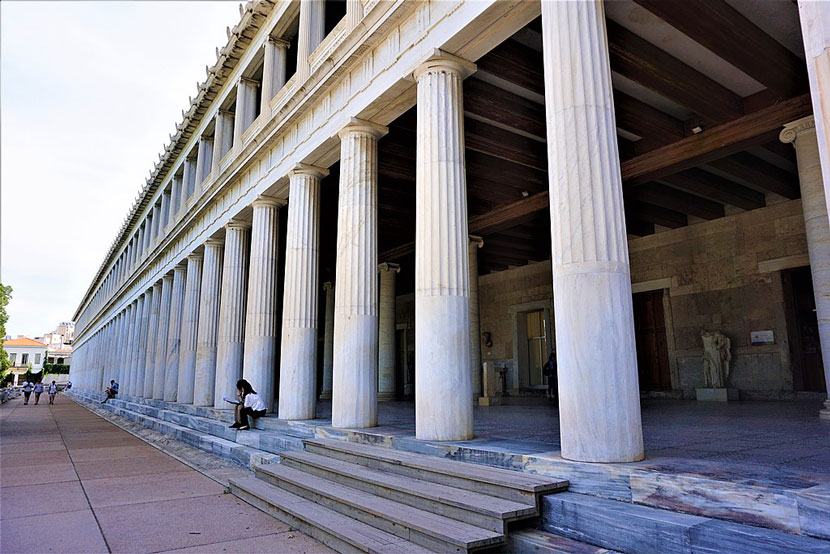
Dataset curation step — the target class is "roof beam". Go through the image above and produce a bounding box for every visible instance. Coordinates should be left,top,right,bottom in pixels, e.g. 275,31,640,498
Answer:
614,91,685,144
632,0,807,99
658,168,766,211
475,38,544,96
627,201,688,229
607,19,744,123
707,152,800,199
628,183,725,220
621,93,812,184
464,78,546,138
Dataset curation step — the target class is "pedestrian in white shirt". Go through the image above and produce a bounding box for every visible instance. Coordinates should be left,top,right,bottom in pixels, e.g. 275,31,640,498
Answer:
229,379,266,430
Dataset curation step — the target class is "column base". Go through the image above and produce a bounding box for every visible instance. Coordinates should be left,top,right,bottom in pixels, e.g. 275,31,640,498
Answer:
319,391,332,400
820,399,830,420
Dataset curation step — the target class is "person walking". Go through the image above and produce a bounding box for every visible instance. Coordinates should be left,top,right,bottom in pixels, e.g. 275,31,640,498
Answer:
542,350,558,401
48,381,58,405
33,382,44,405
21,381,32,405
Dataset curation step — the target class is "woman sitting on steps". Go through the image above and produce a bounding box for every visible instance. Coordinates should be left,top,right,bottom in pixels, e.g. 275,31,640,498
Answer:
229,379,266,431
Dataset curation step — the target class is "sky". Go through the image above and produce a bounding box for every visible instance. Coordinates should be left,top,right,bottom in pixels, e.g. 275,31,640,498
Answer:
1,1,240,338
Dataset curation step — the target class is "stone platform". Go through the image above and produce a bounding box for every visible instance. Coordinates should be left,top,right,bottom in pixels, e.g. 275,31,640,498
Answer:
68,390,830,552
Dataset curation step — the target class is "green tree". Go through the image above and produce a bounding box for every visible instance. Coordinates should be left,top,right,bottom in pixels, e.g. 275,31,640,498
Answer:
0,284,12,377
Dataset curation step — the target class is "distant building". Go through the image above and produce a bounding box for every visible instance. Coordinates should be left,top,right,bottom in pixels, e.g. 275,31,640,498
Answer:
5,337,48,385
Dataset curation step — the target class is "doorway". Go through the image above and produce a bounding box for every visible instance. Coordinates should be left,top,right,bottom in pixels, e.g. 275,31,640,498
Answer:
783,267,826,392
632,290,672,391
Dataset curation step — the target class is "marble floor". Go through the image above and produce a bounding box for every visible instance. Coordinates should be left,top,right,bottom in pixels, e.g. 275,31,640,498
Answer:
303,398,830,474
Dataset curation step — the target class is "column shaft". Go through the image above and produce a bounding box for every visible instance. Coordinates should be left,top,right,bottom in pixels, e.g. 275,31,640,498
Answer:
234,79,260,147
135,288,153,397
469,236,484,399
297,0,325,80
178,253,203,404
781,117,830,417
153,274,173,399
542,0,643,462
261,39,289,115
320,282,334,399
333,120,387,428
143,282,162,397
378,263,399,401
243,198,282,412
164,264,188,401
279,166,325,419
414,54,475,441
195,137,213,184
194,241,224,407
214,222,251,409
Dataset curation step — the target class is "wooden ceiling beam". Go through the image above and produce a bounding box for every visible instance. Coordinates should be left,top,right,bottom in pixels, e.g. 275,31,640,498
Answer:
464,117,547,171
707,152,800,199
464,78,546,138
626,219,656,237
632,0,807,99
627,201,688,229
658,168,766,211
607,19,744,123
614,90,685,144
475,38,544,96
621,93,812,184
628,183,725,220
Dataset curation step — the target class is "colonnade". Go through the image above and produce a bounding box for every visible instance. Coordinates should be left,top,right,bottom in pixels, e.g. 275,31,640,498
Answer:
70,1,830,462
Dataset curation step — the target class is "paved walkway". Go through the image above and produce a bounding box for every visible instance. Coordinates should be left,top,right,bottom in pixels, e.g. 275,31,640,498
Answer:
0,396,331,553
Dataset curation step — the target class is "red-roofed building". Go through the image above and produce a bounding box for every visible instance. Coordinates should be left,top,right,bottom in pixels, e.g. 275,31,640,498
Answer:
4,337,48,385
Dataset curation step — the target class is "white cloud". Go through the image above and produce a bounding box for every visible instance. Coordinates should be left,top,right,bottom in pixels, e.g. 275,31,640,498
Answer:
1,1,240,337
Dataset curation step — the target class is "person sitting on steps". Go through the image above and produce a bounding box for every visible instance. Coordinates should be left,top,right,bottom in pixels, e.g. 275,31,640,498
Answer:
102,380,118,403
229,379,266,431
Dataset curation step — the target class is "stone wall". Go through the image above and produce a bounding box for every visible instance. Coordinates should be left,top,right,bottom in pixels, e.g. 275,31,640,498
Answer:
468,200,810,395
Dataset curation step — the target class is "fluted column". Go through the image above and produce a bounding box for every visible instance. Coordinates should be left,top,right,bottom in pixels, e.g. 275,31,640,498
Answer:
160,190,170,232
128,294,146,396
261,38,289,115
297,0,325,81
164,263,187,401
171,175,183,216
542,0,643,462
469,236,484,399
118,305,132,390
797,2,830,217
178,253,203,404
194,240,224,407
143,281,162,397
333,118,387,428
378,263,400,401
214,221,251,409
413,52,476,441
320,282,334,400
781,116,830,418
346,0,363,29
195,137,214,185
243,197,283,412
123,300,138,394
234,78,260,148
135,288,153,397
280,165,327,420
153,274,173,399
181,157,196,208
212,110,234,174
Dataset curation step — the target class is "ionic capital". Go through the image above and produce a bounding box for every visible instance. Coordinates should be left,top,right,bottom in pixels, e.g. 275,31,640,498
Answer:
337,117,388,140
780,115,816,144
267,37,291,49
251,194,285,209
323,281,334,290
205,238,225,248
290,162,329,180
469,235,484,248
226,218,252,230
187,252,204,261
239,77,261,88
378,262,401,273
411,48,476,81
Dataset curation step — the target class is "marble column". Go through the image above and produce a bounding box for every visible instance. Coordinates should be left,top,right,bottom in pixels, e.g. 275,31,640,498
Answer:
378,263,400,401
212,110,235,174
143,281,162,398
797,2,830,217
346,0,363,29
541,0,644,462
469,236,484,399
118,305,132,390
164,263,187,401
280,165,327,420
135,288,153,397
413,52,476,441
153,274,173,399
319,282,334,400
129,293,146,395
261,38,289,115
182,157,196,207
160,190,170,232
214,221,251,409
171,175,183,216
195,137,214,185
243,197,282,412
178,253,203,404
124,298,140,395
194,240,224,407
781,116,830,419
332,119,387,428
297,0,325,81
234,78,260,148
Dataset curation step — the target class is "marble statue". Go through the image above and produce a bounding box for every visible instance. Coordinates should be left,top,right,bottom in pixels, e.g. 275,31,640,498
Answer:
701,330,732,388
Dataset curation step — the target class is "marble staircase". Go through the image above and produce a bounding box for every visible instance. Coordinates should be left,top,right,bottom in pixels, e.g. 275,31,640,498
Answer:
229,438,569,553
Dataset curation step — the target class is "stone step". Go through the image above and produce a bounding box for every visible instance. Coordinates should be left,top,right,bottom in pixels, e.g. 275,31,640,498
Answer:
70,393,280,468
280,450,536,533
504,529,619,554
229,475,434,554
541,492,830,554
254,462,505,552
303,438,568,505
